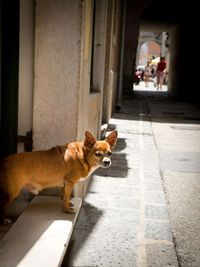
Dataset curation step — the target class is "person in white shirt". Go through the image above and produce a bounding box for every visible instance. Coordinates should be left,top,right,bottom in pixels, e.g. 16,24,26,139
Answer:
144,61,151,87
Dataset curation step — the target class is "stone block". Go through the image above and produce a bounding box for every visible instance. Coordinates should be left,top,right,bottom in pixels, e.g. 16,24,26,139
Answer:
145,205,169,220
110,196,141,210
146,243,178,267
144,171,162,183
144,191,166,205
145,220,173,241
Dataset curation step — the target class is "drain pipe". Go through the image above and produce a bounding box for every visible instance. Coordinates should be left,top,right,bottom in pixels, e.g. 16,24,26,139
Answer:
116,0,127,110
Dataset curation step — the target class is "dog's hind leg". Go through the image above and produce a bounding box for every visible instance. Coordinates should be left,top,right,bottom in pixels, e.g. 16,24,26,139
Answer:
0,189,10,224
0,184,22,224
0,205,12,224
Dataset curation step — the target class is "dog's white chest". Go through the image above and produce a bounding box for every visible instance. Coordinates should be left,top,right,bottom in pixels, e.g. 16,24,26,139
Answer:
78,166,99,183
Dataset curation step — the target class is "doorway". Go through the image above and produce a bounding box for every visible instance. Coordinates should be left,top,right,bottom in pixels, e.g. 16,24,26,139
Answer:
134,30,169,92
0,0,19,159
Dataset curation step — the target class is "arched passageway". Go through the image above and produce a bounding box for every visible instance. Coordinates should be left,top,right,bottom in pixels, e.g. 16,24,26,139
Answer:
123,0,197,101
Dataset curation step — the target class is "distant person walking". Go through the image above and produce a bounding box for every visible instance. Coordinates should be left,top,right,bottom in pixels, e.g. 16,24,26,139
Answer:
144,62,151,87
151,65,157,87
156,56,167,90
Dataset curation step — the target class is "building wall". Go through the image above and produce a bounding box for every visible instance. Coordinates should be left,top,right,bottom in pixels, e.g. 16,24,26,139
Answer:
18,0,121,198
88,93,101,138
75,0,123,197
33,0,82,150
148,41,160,58
102,0,114,124
89,0,106,138
123,1,141,92
102,0,122,124
111,0,123,114
138,42,148,66
77,0,102,142
33,0,111,198
168,26,180,94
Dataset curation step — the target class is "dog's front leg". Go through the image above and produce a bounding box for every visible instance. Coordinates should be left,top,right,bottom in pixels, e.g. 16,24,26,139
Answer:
61,187,73,207
62,182,75,213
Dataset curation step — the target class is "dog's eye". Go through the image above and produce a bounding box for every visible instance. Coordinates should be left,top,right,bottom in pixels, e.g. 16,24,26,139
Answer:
107,151,112,157
95,152,102,157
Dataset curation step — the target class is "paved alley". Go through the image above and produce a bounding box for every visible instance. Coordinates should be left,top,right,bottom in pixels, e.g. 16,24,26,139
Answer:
147,95,200,267
134,80,168,92
63,94,181,266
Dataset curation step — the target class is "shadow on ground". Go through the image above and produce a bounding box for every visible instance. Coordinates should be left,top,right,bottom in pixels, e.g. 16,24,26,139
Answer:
61,202,104,266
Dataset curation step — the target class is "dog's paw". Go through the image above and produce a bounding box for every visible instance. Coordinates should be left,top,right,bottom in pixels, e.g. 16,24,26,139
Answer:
3,218,13,225
65,207,76,214
69,201,74,207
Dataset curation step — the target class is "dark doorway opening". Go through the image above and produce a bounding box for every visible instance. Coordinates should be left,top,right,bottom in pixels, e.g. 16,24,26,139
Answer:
0,0,19,159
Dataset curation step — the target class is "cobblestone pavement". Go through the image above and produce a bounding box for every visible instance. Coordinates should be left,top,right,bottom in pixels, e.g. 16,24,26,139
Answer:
63,97,178,267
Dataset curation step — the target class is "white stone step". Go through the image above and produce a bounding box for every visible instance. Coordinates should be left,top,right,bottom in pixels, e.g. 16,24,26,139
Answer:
0,196,82,267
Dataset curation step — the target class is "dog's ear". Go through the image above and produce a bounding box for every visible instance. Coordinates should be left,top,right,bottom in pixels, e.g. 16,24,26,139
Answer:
84,131,96,148
105,130,118,149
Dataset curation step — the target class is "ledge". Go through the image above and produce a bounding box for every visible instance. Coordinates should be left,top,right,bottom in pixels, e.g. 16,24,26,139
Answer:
0,196,82,267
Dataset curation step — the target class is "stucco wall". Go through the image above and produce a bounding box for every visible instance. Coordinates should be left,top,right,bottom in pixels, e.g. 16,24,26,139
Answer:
102,0,122,124
102,0,114,124
88,92,101,137
33,0,82,149
76,0,95,142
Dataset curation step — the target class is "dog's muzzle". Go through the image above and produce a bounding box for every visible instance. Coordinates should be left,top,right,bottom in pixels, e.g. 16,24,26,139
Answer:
102,157,111,168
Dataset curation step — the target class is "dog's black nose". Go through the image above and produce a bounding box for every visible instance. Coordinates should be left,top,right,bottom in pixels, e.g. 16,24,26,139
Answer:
103,159,111,166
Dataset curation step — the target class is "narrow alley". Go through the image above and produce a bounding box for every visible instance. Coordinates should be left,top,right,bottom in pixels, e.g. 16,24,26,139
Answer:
0,1,199,266
63,92,200,267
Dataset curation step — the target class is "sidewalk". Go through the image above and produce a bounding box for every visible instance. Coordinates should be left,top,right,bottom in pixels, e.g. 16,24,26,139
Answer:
63,97,178,266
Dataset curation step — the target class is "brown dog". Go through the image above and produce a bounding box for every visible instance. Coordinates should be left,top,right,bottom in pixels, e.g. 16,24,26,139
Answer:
0,130,118,224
